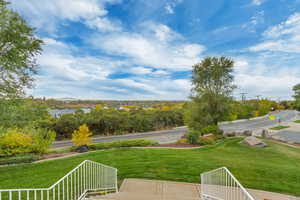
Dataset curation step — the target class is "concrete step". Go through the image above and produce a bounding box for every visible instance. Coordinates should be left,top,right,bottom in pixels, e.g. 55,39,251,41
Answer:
86,191,199,200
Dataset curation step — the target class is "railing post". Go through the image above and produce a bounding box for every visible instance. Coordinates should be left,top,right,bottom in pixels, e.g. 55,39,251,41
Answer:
201,167,255,200
0,160,118,200
115,169,118,193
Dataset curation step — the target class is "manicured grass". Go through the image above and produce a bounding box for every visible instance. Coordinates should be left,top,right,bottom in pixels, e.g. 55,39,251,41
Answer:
0,138,300,196
269,125,290,130
294,120,300,123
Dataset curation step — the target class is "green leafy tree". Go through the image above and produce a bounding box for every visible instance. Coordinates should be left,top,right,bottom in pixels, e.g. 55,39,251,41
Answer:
0,99,51,128
186,57,236,129
0,0,43,98
293,84,300,111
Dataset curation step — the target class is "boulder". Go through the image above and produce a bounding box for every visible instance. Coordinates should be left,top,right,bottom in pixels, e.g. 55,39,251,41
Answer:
75,145,89,153
240,136,267,148
202,133,214,138
261,129,269,138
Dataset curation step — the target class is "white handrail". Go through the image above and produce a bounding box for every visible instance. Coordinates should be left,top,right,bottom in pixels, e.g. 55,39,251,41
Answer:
0,160,118,200
201,167,255,200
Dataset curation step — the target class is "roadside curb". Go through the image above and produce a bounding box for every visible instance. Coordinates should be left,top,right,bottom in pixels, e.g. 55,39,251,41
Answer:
218,114,269,125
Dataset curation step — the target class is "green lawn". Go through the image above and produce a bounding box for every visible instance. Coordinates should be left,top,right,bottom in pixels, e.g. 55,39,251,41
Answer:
270,125,290,130
294,120,300,123
0,138,300,196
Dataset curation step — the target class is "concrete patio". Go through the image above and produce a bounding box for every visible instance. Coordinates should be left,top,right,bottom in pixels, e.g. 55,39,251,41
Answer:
87,179,300,200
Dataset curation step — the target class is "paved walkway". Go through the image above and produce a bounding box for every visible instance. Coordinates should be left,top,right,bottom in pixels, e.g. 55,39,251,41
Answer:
270,122,300,144
87,179,300,200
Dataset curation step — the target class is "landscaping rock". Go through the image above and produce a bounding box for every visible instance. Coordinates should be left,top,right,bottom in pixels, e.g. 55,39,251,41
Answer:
242,130,253,136
202,133,214,138
261,129,269,138
76,145,89,153
240,136,267,148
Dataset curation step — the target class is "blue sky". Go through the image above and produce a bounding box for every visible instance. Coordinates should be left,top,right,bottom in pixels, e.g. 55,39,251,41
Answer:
9,0,300,100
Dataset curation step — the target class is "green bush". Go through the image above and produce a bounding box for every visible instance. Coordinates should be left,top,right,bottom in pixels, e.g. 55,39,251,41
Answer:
200,125,223,136
198,135,217,145
0,154,40,165
0,99,51,128
186,130,201,144
29,128,56,154
88,139,158,150
0,128,55,157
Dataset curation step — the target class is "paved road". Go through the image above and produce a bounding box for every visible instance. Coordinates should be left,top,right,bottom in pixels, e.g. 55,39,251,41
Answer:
270,117,300,144
52,110,298,148
52,127,188,148
220,110,298,133
272,130,300,144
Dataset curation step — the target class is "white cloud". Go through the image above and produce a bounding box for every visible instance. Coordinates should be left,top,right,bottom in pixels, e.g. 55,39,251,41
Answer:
131,67,153,75
252,0,263,6
263,13,300,38
152,24,179,41
86,17,122,32
249,13,300,53
39,38,113,82
28,37,192,100
250,11,264,25
89,24,205,71
164,0,183,14
165,4,175,14
10,0,121,33
233,57,300,99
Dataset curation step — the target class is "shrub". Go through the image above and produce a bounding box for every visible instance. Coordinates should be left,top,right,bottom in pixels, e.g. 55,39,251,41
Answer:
176,138,188,144
252,110,260,117
0,154,40,165
198,135,217,145
186,130,201,144
225,132,236,137
0,129,33,156
88,139,157,150
27,128,56,154
200,125,223,136
72,124,93,147
0,128,55,157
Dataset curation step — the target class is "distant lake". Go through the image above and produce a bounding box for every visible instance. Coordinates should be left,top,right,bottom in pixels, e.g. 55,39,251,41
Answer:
49,108,91,117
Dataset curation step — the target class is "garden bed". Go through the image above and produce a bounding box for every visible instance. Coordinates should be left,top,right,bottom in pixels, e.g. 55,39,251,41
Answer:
154,143,200,148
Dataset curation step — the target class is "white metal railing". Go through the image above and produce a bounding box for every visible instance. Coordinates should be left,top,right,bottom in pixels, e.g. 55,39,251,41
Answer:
0,160,118,200
201,167,255,200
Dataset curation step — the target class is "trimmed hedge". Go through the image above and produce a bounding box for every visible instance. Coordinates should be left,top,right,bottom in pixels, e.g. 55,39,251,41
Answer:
88,139,158,150
0,154,40,165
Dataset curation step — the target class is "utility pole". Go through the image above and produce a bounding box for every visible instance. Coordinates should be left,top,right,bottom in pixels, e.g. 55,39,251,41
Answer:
255,95,261,110
240,93,247,103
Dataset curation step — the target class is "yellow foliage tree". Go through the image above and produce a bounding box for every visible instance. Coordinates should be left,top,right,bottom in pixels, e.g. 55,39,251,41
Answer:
94,104,102,111
252,110,260,117
72,124,92,147
0,129,33,156
161,105,172,110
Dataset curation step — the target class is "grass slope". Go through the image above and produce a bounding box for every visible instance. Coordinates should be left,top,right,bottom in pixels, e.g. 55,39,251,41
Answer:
270,125,290,130
0,138,300,196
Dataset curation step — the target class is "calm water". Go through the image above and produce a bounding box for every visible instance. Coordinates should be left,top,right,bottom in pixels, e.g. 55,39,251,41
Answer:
49,108,91,117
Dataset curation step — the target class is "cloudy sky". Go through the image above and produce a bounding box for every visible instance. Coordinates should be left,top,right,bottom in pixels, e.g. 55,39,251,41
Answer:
9,0,300,100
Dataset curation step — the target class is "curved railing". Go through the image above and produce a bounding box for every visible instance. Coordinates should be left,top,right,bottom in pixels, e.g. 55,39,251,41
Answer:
0,160,118,200
201,167,255,200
